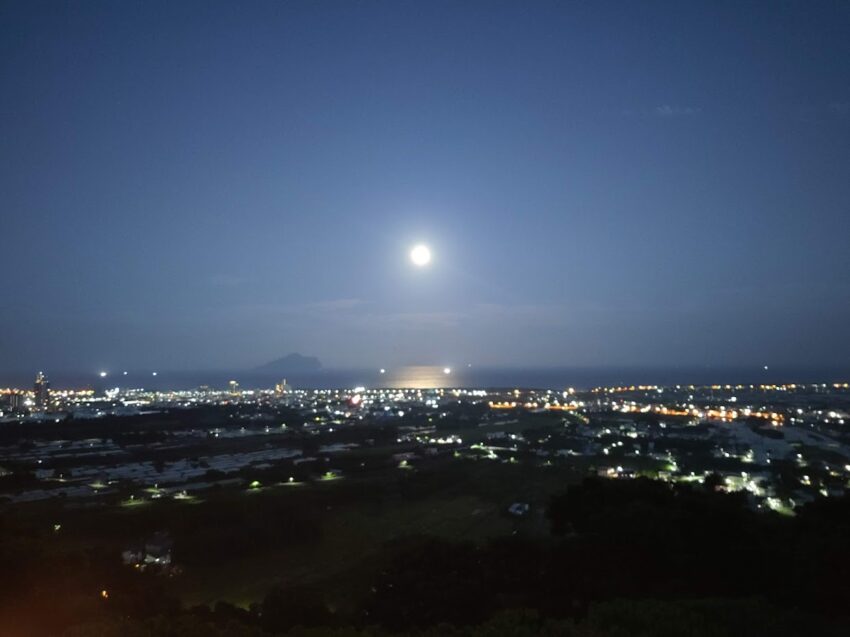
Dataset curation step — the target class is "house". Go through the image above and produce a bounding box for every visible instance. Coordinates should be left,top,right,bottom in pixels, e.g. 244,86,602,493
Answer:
123,531,173,569
144,531,173,565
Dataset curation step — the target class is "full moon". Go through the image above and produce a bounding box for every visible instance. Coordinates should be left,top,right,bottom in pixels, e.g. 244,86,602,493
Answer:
410,244,431,267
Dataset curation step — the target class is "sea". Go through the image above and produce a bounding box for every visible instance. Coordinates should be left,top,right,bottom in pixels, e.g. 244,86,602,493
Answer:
2,365,849,392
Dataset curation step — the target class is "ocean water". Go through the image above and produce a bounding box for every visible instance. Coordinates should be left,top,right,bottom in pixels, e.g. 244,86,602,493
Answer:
2,365,849,392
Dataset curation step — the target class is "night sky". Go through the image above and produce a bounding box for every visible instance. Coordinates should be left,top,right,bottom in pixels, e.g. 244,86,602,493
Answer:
2,1,849,372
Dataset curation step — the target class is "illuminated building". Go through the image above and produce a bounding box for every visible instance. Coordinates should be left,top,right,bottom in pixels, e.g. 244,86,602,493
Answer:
8,392,24,410
34,371,50,410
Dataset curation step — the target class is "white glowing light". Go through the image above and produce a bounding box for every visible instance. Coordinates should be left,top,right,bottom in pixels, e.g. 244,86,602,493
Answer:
380,368,386,374
99,371,107,378
152,371,158,376
443,367,451,375
410,244,431,267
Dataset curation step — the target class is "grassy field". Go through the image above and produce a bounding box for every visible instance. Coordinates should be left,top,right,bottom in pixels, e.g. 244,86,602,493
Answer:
172,492,507,607
167,457,587,607
2,453,587,612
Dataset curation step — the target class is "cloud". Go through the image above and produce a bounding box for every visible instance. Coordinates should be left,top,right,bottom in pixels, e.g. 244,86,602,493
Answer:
211,298,364,326
828,101,850,114
363,311,465,329
351,303,570,332
209,274,245,287
300,298,363,313
654,104,702,117
470,303,567,327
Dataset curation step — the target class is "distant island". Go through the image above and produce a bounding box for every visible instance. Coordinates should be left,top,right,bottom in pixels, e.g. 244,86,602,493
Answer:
253,353,322,374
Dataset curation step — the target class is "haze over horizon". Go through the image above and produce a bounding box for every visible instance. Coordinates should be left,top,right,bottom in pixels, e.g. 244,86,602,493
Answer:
2,1,849,373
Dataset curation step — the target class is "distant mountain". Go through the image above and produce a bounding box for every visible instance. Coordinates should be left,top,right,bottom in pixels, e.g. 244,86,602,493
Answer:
254,353,322,374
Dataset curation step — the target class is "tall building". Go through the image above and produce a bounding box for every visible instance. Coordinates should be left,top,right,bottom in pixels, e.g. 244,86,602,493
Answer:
34,371,50,409
9,392,24,410
228,380,240,396
275,379,289,395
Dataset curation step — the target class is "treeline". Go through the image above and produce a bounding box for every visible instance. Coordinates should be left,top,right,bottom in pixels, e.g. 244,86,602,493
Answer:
63,599,844,637
0,405,308,444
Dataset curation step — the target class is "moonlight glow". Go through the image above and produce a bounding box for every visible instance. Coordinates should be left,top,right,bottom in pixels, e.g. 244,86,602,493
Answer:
410,244,431,267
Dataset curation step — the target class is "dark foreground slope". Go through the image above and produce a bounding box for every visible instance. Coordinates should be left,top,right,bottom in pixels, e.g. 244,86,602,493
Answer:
4,475,850,636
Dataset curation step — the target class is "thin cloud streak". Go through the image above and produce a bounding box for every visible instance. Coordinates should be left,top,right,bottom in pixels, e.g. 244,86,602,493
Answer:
654,104,702,117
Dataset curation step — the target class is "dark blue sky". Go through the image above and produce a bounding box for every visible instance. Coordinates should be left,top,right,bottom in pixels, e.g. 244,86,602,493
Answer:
2,0,849,372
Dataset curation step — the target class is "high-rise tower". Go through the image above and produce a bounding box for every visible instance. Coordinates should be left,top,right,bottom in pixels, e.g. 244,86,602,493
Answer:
33,371,50,409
